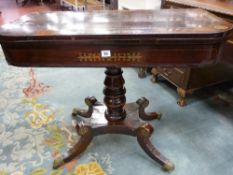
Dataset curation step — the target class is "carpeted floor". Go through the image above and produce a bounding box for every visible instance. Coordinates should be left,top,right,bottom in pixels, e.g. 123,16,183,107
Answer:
0,46,233,175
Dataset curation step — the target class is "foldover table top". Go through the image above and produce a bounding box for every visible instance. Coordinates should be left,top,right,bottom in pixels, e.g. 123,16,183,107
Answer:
0,9,232,36
0,9,232,67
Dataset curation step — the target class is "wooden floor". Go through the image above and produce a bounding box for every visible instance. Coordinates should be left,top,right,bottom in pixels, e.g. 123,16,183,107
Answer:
0,0,106,25
0,0,58,25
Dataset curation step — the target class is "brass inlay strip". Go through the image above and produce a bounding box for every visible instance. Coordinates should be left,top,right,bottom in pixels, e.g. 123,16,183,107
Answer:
77,52,142,62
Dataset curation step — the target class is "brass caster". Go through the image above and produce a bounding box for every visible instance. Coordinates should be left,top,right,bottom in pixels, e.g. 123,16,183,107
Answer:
162,161,175,172
177,98,187,107
53,157,65,169
72,108,85,117
157,112,162,120
72,108,79,116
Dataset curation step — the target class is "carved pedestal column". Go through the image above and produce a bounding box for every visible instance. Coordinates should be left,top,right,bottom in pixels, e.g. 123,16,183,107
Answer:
104,67,126,121
53,67,174,172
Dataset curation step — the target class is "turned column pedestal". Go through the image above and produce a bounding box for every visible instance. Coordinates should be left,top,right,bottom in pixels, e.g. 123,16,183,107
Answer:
53,67,174,171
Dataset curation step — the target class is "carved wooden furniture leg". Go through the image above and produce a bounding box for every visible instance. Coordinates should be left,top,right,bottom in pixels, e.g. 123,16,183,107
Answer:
54,105,174,171
138,68,147,78
151,74,159,83
53,67,174,171
72,96,99,118
177,88,194,107
136,97,162,121
177,87,187,107
53,124,93,169
151,68,160,83
136,123,174,171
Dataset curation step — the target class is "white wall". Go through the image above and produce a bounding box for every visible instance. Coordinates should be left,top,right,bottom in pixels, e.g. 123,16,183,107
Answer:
118,0,161,10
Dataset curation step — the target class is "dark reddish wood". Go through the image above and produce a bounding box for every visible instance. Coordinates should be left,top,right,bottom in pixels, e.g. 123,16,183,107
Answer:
66,68,170,170
53,124,93,169
136,97,162,120
136,123,174,171
0,9,232,171
104,67,126,121
0,10,232,67
72,96,99,118
60,94,174,171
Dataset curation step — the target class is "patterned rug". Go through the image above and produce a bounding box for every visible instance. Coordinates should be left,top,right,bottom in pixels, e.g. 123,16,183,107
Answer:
0,47,113,175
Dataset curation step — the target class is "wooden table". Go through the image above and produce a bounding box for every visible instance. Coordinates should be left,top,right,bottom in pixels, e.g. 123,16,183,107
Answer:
150,0,233,106
0,9,232,171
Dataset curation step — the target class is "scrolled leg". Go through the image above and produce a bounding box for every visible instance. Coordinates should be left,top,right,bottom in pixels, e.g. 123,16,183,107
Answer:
136,124,174,172
151,68,160,83
151,74,159,83
138,68,147,78
72,96,99,118
136,97,162,121
53,124,93,169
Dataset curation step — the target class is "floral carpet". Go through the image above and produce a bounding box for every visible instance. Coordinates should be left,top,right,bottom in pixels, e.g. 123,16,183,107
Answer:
0,48,113,175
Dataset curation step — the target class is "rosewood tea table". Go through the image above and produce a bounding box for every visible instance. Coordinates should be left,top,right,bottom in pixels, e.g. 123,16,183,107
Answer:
0,9,232,171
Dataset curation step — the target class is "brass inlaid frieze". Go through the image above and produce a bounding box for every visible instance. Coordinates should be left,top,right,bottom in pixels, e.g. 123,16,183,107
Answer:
77,52,142,62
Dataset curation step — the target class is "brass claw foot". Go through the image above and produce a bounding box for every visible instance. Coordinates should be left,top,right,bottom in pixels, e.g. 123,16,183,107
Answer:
136,124,174,172
162,161,175,172
72,96,98,118
136,97,162,121
53,157,65,169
